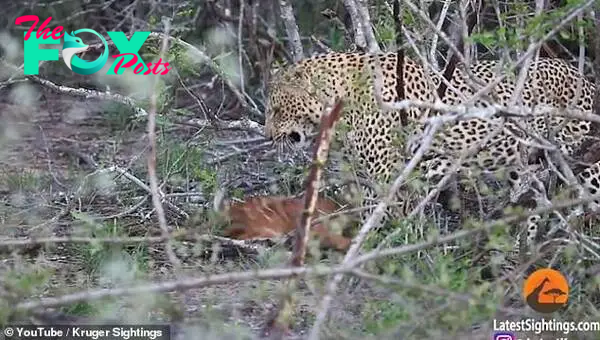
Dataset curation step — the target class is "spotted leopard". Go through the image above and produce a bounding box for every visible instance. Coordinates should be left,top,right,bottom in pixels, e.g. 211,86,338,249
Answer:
264,51,599,254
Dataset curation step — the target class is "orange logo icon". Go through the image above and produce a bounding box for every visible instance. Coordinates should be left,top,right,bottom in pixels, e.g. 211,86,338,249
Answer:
523,268,569,313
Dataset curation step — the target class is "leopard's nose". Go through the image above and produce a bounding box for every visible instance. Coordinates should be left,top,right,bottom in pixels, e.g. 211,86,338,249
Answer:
288,131,302,143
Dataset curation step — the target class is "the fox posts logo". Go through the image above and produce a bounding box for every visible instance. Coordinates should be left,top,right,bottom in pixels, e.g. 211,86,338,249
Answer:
14,15,173,76
61,29,108,75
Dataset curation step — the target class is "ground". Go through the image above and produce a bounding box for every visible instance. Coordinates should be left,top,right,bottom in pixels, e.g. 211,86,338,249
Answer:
0,85,386,338
1,72,598,340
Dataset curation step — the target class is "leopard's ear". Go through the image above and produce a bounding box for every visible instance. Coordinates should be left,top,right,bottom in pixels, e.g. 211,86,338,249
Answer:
269,58,289,78
270,61,282,77
269,57,304,77
268,67,306,91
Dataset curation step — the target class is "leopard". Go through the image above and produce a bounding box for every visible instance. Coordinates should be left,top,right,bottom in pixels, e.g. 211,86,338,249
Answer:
263,51,599,259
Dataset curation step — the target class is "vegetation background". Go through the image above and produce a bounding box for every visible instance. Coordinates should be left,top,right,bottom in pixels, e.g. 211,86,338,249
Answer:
0,0,599,339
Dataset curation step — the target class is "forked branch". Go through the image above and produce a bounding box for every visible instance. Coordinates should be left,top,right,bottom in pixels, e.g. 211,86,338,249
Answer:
293,100,345,267
263,100,344,338
436,0,480,99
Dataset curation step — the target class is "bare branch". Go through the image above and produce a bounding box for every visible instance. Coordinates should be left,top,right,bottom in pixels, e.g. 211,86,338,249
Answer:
265,101,344,338
279,0,304,62
146,18,181,271
294,101,344,267
16,177,599,322
436,0,479,99
343,0,367,50
0,233,265,255
184,117,264,135
14,266,348,312
393,0,408,126
354,0,380,53
308,113,443,340
430,0,451,70
344,0,380,52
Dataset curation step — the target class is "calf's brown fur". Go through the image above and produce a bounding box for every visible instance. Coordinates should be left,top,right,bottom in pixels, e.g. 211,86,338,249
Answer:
221,196,351,252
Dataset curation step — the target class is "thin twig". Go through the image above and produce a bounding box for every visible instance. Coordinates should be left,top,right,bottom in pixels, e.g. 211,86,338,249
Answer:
0,233,255,249
146,18,181,271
